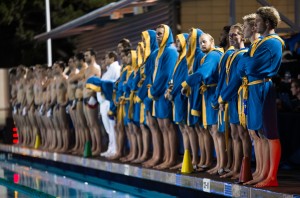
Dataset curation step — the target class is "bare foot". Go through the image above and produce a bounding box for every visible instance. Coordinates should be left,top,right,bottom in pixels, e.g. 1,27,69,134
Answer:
155,160,176,170
108,153,122,160
154,161,168,170
244,174,266,185
137,155,150,163
170,163,182,170
92,149,101,156
142,157,155,167
207,165,218,174
254,177,278,188
220,171,234,178
143,157,161,168
231,173,240,180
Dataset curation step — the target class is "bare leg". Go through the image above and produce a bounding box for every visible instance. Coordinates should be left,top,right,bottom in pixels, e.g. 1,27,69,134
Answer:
195,125,206,167
137,124,151,163
69,107,79,153
187,126,199,166
142,113,162,168
238,125,252,160
203,128,214,168
121,123,137,162
53,108,63,151
88,106,102,156
28,107,38,148
244,130,262,185
58,107,70,152
255,139,281,187
207,125,220,174
226,132,233,171
208,125,227,175
165,120,178,168
77,101,89,155
170,124,188,170
221,124,242,179
109,120,125,160
131,123,143,163
245,131,270,185
153,118,169,169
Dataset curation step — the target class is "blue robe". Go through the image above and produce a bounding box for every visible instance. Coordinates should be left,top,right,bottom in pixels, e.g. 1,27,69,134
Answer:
137,51,158,113
238,34,284,139
220,48,248,125
184,49,223,127
149,25,178,119
127,70,141,125
185,28,205,126
171,58,188,123
211,46,235,132
109,66,129,117
169,33,189,123
136,30,158,120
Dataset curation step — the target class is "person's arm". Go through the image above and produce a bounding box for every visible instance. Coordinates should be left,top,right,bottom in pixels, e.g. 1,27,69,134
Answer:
148,49,177,99
211,54,229,108
68,68,86,83
170,59,188,97
61,77,69,107
182,52,219,93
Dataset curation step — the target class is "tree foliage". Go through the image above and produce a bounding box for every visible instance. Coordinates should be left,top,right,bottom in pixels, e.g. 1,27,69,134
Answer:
0,0,115,67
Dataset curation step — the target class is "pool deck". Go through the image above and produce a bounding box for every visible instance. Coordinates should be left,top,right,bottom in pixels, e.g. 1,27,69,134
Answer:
0,143,299,198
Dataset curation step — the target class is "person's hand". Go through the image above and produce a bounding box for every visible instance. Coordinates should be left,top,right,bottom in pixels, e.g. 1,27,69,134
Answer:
181,87,187,95
164,89,173,101
219,103,225,111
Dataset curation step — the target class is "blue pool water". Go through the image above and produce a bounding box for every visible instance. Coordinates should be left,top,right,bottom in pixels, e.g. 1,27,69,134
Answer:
0,154,174,198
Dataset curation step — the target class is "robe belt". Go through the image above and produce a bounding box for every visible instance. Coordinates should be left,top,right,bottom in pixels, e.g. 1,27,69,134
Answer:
237,77,272,128
218,103,230,150
128,91,137,120
117,96,126,122
199,83,217,94
200,82,217,129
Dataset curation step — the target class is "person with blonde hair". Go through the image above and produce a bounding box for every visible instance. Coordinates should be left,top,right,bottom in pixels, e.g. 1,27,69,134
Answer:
182,33,224,175
237,7,284,187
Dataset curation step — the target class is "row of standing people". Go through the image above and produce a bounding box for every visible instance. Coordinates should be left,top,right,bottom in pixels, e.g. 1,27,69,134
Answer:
10,6,283,188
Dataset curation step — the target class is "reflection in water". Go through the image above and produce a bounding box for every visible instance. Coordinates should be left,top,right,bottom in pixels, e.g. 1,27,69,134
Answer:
0,159,136,198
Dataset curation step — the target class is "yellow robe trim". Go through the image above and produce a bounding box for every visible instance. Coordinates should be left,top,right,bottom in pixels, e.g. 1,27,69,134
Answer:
172,101,175,122
218,95,224,104
181,81,192,97
218,46,234,73
186,28,197,74
200,82,217,128
86,83,101,92
187,99,191,126
136,42,144,72
152,24,170,82
173,34,187,76
128,91,136,120
140,102,145,124
191,109,201,117
250,35,285,57
151,24,170,117
142,31,151,62
237,77,272,128
117,96,126,123
148,88,154,100
225,49,248,84
224,103,229,151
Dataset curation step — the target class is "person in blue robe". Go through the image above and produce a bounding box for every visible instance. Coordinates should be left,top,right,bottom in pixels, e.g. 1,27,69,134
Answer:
147,24,178,169
182,33,224,175
236,7,285,188
164,33,189,169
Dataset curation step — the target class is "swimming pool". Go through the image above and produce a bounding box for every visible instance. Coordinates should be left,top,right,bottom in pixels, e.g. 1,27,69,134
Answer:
0,153,174,198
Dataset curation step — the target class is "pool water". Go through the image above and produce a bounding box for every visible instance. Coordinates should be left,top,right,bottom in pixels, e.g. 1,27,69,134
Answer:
0,154,174,198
